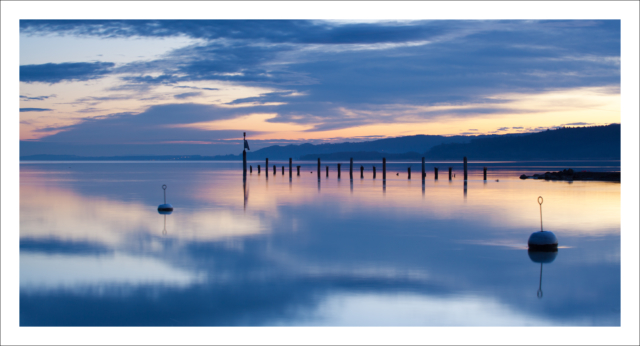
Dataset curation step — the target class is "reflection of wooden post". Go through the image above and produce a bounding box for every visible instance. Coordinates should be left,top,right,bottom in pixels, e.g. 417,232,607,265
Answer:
338,163,341,178
326,166,329,177
360,165,364,178
350,158,353,179
408,167,411,179
373,166,376,179
422,157,425,180
483,167,487,180
434,167,438,180
297,166,300,176
463,157,468,181
289,158,292,178
383,158,386,180
449,167,452,180
318,158,321,180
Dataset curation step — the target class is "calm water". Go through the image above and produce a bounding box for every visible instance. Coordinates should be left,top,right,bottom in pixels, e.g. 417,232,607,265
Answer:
20,160,621,326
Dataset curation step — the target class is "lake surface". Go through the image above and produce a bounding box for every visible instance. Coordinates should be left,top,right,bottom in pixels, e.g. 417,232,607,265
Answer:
19,160,621,326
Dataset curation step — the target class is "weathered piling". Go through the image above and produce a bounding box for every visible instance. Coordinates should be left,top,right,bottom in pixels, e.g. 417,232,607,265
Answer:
243,150,247,178
350,158,354,180
483,167,487,180
360,165,364,179
297,166,300,176
273,165,276,175
463,157,468,181
408,167,411,179
434,167,439,180
449,167,452,180
250,165,252,173
258,165,261,174
318,158,321,180
266,158,269,171
282,166,285,175
373,166,377,179
382,158,386,180
289,158,292,178
338,163,341,178
326,165,329,177
422,157,426,180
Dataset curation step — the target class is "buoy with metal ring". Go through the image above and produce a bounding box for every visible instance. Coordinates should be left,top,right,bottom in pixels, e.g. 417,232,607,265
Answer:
157,184,174,213
527,196,558,251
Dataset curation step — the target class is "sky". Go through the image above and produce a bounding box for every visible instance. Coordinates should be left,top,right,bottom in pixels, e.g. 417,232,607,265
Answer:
17,19,622,156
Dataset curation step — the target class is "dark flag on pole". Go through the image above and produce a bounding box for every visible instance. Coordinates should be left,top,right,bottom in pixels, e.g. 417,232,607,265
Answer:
244,132,250,150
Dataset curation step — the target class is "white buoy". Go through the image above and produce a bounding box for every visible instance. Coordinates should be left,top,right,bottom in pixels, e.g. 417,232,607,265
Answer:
528,196,558,251
158,184,173,213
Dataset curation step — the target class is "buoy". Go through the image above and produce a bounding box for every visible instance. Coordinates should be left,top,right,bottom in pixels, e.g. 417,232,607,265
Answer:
157,184,173,213
528,196,558,251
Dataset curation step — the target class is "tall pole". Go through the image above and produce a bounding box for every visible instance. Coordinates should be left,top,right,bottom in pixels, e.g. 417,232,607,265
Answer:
318,158,321,180
422,157,425,180
289,158,292,178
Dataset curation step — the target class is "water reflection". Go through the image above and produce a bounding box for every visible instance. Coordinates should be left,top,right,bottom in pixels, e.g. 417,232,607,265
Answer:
19,162,620,326
529,250,558,299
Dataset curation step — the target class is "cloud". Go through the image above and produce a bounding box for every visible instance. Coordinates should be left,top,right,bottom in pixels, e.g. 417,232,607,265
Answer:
20,62,115,84
562,122,594,126
20,108,53,112
35,103,267,144
20,94,56,101
174,92,202,99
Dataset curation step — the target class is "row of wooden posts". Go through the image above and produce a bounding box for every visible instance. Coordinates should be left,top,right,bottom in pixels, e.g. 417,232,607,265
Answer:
243,153,488,181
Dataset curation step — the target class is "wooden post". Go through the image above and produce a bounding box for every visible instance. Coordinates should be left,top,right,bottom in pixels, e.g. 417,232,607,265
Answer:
449,167,452,180
289,158,292,178
422,157,425,180
382,158,386,180
273,165,276,175
408,167,411,179
373,166,376,179
350,158,353,179
250,165,252,173
243,150,247,177
282,166,285,175
434,167,438,180
338,163,341,178
360,165,364,179
463,157,468,181
326,165,329,177
258,165,261,174
483,167,487,180
266,158,269,171
297,166,300,176
318,158,321,180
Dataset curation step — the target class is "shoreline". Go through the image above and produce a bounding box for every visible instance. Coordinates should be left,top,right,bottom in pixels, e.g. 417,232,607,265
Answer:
519,169,620,182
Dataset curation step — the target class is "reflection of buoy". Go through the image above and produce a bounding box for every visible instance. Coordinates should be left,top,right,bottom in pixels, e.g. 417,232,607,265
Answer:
528,250,557,263
158,184,173,212
528,196,558,251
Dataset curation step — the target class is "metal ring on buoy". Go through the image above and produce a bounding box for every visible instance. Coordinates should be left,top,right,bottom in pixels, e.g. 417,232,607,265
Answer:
538,196,543,205
162,184,167,190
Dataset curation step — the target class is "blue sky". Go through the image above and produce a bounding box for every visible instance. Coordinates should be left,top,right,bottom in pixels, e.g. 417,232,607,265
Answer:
18,19,621,156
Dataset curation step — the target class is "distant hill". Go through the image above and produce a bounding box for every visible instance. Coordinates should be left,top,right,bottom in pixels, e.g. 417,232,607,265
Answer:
424,124,620,160
20,125,620,161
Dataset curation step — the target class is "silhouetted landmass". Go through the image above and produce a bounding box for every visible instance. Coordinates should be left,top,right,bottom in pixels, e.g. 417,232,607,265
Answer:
424,124,620,160
20,125,620,161
519,169,620,182
299,151,422,161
